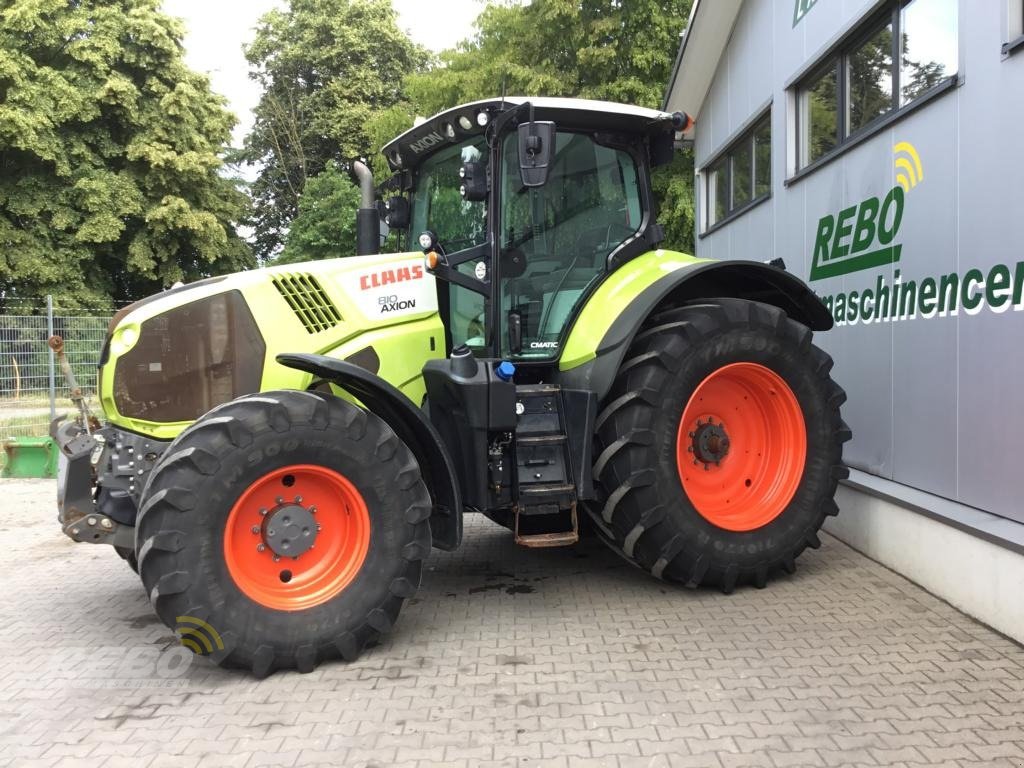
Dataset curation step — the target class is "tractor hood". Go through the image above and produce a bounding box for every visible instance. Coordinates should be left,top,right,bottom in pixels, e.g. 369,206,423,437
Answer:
98,252,442,439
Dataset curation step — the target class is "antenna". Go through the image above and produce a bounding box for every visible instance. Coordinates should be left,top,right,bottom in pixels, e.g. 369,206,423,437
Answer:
488,75,513,148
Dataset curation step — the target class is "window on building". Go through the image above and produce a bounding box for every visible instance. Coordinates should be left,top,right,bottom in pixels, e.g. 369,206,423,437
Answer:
801,64,838,167
847,21,894,134
1001,0,1024,54
704,112,771,231
754,120,771,198
796,0,957,170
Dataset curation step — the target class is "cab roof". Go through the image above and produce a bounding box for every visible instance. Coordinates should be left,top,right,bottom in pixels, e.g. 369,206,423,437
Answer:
380,97,676,171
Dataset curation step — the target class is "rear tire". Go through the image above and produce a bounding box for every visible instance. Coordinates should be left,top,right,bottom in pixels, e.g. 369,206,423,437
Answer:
135,390,431,676
115,546,138,573
590,299,850,593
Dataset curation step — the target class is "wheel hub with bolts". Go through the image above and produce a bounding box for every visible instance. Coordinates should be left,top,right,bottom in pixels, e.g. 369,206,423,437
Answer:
689,418,730,467
223,464,370,611
262,503,317,557
676,362,807,532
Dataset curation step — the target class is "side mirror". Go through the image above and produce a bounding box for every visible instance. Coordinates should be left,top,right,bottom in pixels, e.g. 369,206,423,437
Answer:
459,161,488,202
383,197,409,229
517,121,556,187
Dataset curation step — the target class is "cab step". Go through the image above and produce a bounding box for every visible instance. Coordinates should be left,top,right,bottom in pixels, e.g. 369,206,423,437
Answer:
515,385,575,509
514,504,579,548
518,482,575,498
510,384,594,548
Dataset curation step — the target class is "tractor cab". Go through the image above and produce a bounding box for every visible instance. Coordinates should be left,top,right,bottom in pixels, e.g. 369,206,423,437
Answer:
363,99,690,545
379,98,686,369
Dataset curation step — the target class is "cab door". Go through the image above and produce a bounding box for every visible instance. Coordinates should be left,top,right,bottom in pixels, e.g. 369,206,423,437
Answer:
497,131,644,360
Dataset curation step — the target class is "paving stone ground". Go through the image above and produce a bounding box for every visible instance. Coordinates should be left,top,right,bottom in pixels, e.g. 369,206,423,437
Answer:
1,478,1023,768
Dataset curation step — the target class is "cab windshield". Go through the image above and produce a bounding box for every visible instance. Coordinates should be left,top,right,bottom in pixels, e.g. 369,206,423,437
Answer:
405,128,644,358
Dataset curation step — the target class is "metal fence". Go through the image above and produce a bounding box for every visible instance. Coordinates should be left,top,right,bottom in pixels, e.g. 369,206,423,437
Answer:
0,297,114,438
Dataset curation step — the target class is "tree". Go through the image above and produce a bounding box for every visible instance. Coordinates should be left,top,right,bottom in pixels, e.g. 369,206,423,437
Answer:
402,0,695,251
278,162,360,264
405,0,688,111
0,0,252,308
240,0,426,261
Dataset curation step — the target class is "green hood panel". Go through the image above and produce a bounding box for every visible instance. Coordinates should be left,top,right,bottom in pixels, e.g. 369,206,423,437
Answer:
99,252,444,440
559,249,708,370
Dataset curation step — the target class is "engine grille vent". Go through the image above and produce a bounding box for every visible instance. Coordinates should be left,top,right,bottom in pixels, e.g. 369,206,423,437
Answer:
272,273,343,334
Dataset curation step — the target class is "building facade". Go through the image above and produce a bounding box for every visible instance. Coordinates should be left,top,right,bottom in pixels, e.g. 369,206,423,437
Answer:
665,0,1024,638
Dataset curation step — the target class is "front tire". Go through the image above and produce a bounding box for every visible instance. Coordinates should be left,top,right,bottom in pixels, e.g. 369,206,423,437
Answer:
590,299,851,593
135,390,431,676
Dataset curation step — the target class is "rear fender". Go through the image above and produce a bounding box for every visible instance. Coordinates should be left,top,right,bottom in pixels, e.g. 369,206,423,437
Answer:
558,254,833,401
276,353,462,551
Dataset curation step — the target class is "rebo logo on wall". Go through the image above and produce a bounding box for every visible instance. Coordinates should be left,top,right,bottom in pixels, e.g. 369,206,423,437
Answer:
810,141,1024,326
792,0,819,27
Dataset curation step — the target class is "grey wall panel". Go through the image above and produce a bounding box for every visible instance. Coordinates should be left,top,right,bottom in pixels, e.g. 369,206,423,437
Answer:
958,310,1024,522
887,100,958,501
778,0,808,78
952,3,1024,522
697,0,775,158
728,196,774,261
799,0,874,61
725,0,771,128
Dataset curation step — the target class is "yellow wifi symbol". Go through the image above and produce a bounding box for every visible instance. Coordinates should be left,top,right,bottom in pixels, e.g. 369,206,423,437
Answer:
176,615,225,656
894,141,924,192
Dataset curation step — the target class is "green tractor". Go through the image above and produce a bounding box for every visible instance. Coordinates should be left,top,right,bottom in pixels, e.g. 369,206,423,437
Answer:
54,97,850,675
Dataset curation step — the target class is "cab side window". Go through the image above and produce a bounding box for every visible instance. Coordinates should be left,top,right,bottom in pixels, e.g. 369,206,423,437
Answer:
412,140,489,350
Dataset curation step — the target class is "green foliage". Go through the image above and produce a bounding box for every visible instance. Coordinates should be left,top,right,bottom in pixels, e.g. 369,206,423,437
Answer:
401,0,695,252
240,0,426,260
365,104,418,179
406,0,689,113
278,162,360,264
653,150,696,254
249,0,696,260
0,0,252,307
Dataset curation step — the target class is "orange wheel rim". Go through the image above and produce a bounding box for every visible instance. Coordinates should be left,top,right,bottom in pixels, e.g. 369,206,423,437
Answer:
676,363,806,532
223,464,371,611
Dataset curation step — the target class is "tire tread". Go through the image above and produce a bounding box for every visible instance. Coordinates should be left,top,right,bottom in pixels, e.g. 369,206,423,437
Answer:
588,298,848,593
135,390,430,675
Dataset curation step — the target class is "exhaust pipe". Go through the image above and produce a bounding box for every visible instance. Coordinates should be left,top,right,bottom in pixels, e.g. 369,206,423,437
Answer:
353,160,379,256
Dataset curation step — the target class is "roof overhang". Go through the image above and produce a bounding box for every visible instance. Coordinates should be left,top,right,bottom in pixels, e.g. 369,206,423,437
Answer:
381,97,676,172
662,0,743,139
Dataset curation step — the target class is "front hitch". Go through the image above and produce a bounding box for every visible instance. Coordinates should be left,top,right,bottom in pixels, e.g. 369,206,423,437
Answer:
49,333,135,549
48,335,97,432
52,419,132,547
